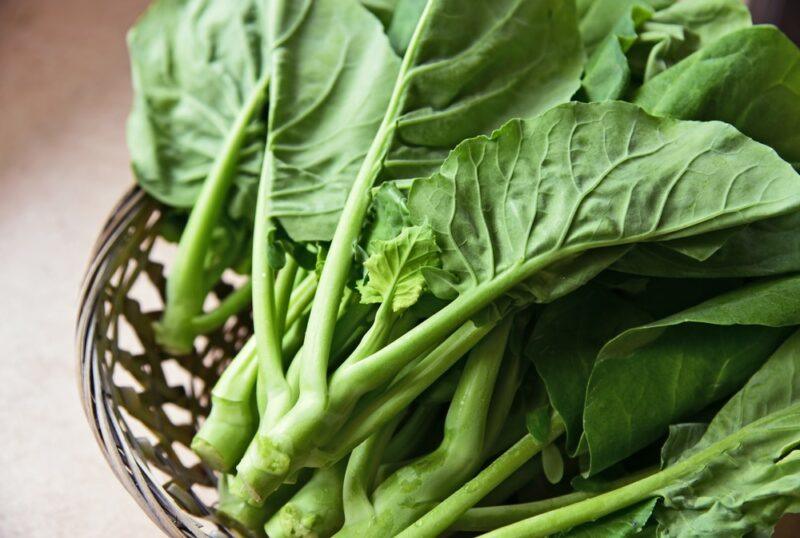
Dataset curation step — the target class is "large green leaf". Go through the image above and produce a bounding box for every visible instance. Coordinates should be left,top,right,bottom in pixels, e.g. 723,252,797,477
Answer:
529,287,650,451
583,274,800,474
634,25,800,164
653,329,800,536
127,0,267,214
613,212,800,277
265,0,401,242
381,0,585,181
581,0,751,101
611,26,800,277
407,101,800,308
265,0,585,243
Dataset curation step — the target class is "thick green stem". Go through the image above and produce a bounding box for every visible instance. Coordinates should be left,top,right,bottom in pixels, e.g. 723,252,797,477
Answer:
284,273,317,330
280,0,437,478
480,428,748,538
396,418,566,538
156,72,270,354
218,473,308,537
191,339,258,472
274,258,299,335
452,466,658,532
320,303,402,435
335,320,511,538
251,152,290,421
264,462,347,538
325,255,564,411
237,154,294,504
323,321,495,461
342,418,401,526
190,279,253,335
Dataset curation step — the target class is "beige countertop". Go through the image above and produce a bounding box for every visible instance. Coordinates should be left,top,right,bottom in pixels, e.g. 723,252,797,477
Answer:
1,1,798,537
0,0,158,535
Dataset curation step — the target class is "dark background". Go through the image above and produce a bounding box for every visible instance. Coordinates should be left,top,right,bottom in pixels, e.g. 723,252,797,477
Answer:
0,0,797,536
750,0,799,42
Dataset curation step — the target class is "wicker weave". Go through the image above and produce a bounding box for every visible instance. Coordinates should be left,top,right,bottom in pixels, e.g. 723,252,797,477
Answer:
77,188,252,537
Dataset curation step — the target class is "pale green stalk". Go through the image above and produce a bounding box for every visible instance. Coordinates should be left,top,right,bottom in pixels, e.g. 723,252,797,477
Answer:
156,72,270,354
191,279,253,334
264,3,438,488
322,321,495,461
334,320,513,538
480,425,762,538
342,418,402,527
396,417,566,538
451,467,657,532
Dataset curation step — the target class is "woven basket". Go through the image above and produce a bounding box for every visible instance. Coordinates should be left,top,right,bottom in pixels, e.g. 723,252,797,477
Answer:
77,188,251,537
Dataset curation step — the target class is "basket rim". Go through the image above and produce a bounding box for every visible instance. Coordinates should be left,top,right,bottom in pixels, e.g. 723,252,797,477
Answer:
75,187,220,538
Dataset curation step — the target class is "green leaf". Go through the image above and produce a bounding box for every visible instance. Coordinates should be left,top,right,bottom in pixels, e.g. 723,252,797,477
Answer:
361,183,412,254
357,226,440,312
581,3,653,101
614,212,800,278
266,0,585,243
560,498,657,537
407,101,800,308
634,25,800,165
576,0,667,55
127,0,267,214
613,26,800,277
627,0,751,82
653,329,800,536
529,286,650,451
382,0,585,181
584,274,800,474
265,0,401,242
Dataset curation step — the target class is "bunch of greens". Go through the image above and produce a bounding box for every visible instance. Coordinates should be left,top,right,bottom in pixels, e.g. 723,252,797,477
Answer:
125,0,800,536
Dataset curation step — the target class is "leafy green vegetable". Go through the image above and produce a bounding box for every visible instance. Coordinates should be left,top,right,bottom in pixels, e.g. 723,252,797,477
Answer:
584,274,800,474
479,329,800,538
626,0,751,82
635,25,800,164
127,0,268,210
529,287,649,451
236,0,586,503
129,0,272,353
408,101,800,301
118,2,800,536
654,330,800,536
